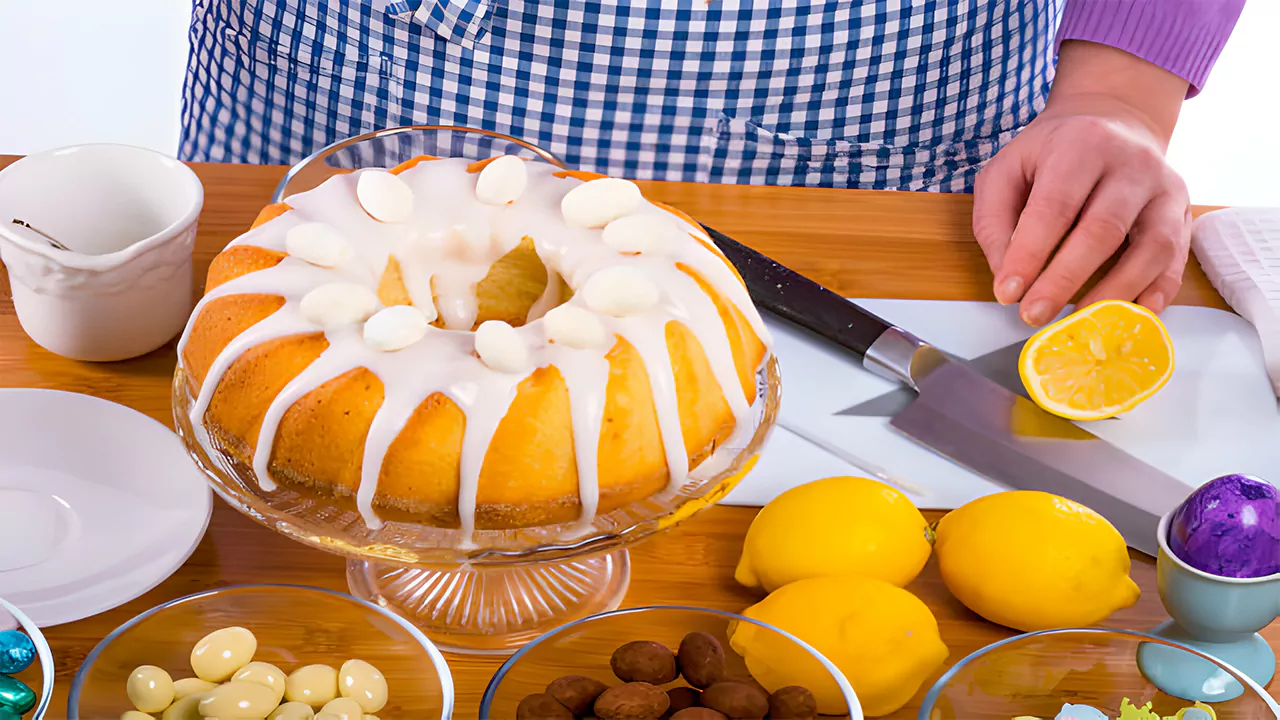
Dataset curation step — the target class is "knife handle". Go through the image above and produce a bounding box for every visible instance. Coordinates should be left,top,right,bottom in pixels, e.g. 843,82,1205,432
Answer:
701,224,925,386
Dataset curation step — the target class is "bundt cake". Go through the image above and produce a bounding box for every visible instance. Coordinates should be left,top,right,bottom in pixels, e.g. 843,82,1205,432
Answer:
177,156,772,538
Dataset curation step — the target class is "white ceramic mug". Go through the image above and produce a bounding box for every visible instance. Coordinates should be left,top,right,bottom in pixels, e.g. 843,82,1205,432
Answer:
0,144,203,361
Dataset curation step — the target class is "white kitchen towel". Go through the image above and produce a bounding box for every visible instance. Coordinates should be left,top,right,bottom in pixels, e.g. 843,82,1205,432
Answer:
722,299,1280,509
1192,207,1280,397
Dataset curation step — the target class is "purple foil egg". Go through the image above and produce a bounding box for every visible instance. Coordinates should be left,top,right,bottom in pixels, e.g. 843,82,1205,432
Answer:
1168,474,1280,578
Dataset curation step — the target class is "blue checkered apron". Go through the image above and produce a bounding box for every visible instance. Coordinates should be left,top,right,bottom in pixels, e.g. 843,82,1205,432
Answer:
180,0,1064,191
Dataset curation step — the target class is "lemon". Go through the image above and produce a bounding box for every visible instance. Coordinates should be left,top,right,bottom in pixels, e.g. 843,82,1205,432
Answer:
734,476,932,592
1019,299,1174,421
731,574,948,717
934,490,1141,632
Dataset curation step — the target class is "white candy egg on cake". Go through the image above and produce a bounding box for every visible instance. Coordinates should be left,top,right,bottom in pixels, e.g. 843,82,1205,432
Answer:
178,158,772,541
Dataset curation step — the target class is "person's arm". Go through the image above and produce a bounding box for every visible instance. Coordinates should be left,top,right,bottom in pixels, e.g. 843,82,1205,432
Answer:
972,0,1246,327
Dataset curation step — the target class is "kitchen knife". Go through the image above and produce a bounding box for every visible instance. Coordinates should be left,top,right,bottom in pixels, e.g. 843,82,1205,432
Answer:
702,224,1187,557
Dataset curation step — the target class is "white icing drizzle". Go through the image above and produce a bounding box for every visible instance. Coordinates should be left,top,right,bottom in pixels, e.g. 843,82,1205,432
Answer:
252,332,364,491
553,348,610,536
449,368,521,546
668,270,752,416
615,317,690,488
179,159,772,538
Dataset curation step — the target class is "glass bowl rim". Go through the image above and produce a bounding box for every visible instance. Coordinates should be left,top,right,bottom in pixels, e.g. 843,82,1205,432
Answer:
916,626,1280,719
66,582,456,719
0,596,55,720
272,124,566,204
478,604,863,719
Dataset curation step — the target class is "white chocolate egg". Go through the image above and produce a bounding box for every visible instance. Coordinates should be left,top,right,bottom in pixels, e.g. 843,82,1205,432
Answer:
285,222,352,268
232,661,287,705
581,266,661,317
285,664,339,709
122,712,156,720
190,627,257,683
601,213,679,255
173,678,219,700
318,697,363,720
337,659,387,713
267,702,315,720
356,171,414,223
560,177,643,228
363,305,429,352
314,714,341,720
299,283,380,328
543,305,608,349
475,155,528,206
474,320,528,373
127,665,175,713
161,692,207,720
198,680,278,718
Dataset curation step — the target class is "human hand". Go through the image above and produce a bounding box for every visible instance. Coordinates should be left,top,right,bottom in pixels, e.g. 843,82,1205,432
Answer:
972,41,1192,327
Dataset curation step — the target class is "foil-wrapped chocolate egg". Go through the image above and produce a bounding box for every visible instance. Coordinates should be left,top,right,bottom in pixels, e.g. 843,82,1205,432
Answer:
0,630,36,674
1168,474,1280,578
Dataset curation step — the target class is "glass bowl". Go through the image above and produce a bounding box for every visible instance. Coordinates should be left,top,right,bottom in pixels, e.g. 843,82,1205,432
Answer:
0,597,54,720
173,125,781,653
68,584,454,719
481,606,862,719
918,627,1280,720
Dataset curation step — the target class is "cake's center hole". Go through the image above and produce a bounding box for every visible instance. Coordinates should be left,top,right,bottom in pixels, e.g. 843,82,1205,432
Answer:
472,238,569,329
379,237,570,331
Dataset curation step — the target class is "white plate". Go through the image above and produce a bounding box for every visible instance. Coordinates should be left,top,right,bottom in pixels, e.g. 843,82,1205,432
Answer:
0,389,212,627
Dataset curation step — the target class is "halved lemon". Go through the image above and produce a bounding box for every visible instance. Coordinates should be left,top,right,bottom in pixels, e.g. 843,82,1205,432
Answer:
1018,299,1174,421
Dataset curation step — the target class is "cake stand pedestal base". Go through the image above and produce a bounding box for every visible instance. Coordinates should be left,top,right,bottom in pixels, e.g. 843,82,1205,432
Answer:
346,549,631,655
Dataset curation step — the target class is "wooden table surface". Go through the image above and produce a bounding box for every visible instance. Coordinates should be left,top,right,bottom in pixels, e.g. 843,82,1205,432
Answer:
0,155,1271,718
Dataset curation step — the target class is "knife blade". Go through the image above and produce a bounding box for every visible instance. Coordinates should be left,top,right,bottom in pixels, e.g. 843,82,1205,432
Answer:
701,223,1186,556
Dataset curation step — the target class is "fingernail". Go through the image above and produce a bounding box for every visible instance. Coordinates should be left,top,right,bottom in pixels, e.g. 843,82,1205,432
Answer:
1022,299,1053,326
1148,292,1167,311
995,277,1024,305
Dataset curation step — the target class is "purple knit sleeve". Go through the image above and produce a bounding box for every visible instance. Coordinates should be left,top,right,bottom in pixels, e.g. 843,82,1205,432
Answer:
1056,0,1247,97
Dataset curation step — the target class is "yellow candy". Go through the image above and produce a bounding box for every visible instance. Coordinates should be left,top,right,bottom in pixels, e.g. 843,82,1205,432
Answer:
172,678,218,701
338,659,387,713
318,697,363,720
126,666,174,714
199,680,280,718
268,702,316,720
190,627,257,682
286,665,339,708
233,661,287,705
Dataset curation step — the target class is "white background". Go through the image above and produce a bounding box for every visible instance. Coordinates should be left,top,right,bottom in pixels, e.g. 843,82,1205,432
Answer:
0,1,1277,206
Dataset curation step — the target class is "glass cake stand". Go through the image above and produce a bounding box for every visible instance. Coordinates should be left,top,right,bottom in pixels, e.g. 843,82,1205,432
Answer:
174,125,781,655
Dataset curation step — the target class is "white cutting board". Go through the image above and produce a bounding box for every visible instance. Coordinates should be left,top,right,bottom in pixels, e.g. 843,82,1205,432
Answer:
723,300,1280,509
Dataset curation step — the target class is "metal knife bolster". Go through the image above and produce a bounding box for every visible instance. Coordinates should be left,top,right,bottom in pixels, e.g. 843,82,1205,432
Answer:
864,327,936,390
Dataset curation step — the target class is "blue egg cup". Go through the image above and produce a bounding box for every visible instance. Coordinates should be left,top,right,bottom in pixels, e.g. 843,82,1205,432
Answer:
1136,510,1280,702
